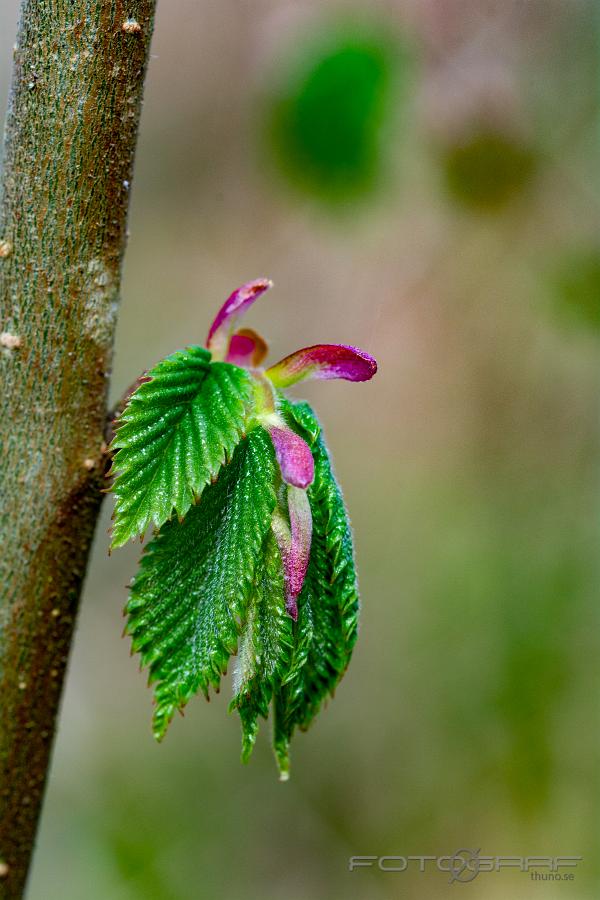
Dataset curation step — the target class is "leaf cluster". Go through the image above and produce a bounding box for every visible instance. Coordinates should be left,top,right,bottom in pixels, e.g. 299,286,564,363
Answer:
111,348,359,776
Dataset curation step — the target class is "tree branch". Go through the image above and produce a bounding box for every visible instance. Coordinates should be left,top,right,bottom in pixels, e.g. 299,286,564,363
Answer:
0,3,157,895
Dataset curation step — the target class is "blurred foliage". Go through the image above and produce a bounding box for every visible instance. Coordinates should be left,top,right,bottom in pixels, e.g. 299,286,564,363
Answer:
265,23,408,206
552,249,600,332
441,128,538,211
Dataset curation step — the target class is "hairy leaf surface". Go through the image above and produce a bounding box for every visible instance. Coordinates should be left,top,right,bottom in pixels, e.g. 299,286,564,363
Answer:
125,427,277,739
273,400,359,773
110,346,253,547
230,529,293,763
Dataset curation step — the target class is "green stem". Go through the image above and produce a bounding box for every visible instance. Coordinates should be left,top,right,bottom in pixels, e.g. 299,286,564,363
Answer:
0,3,157,895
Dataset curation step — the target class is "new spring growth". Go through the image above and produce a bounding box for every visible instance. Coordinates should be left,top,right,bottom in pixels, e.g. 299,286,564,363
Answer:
206,279,377,618
109,278,377,771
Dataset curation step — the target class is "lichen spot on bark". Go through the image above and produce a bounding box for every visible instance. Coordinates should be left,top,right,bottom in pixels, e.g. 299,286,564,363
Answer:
0,331,21,350
84,259,118,344
122,19,142,35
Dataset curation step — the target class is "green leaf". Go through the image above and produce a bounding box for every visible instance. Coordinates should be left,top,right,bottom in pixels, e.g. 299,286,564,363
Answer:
110,346,253,547
120,387,360,775
278,396,321,445
125,427,277,740
229,528,293,767
272,400,359,773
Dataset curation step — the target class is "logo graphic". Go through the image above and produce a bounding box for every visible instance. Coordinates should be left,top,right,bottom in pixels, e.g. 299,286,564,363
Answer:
348,852,582,883
446,849,481,884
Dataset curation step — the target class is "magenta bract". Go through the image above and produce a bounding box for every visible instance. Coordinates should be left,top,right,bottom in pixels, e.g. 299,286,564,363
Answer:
206,278,272,359
226,328,269,367
267,425,314,490
266,344,377,388
272,486,313,621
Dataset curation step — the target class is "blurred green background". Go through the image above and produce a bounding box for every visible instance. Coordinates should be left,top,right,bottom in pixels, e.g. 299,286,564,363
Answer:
2,1,599,897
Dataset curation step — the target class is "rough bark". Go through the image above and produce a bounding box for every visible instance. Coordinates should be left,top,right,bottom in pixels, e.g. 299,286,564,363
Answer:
0,3,157,896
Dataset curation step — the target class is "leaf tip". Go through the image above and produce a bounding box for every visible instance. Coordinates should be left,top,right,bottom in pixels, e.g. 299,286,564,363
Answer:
275,746,291,781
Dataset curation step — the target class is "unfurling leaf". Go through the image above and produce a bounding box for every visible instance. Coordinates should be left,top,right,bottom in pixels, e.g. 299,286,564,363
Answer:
273,400,359,775
125,427,277,739
230,528,293,764
110,280,376,776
